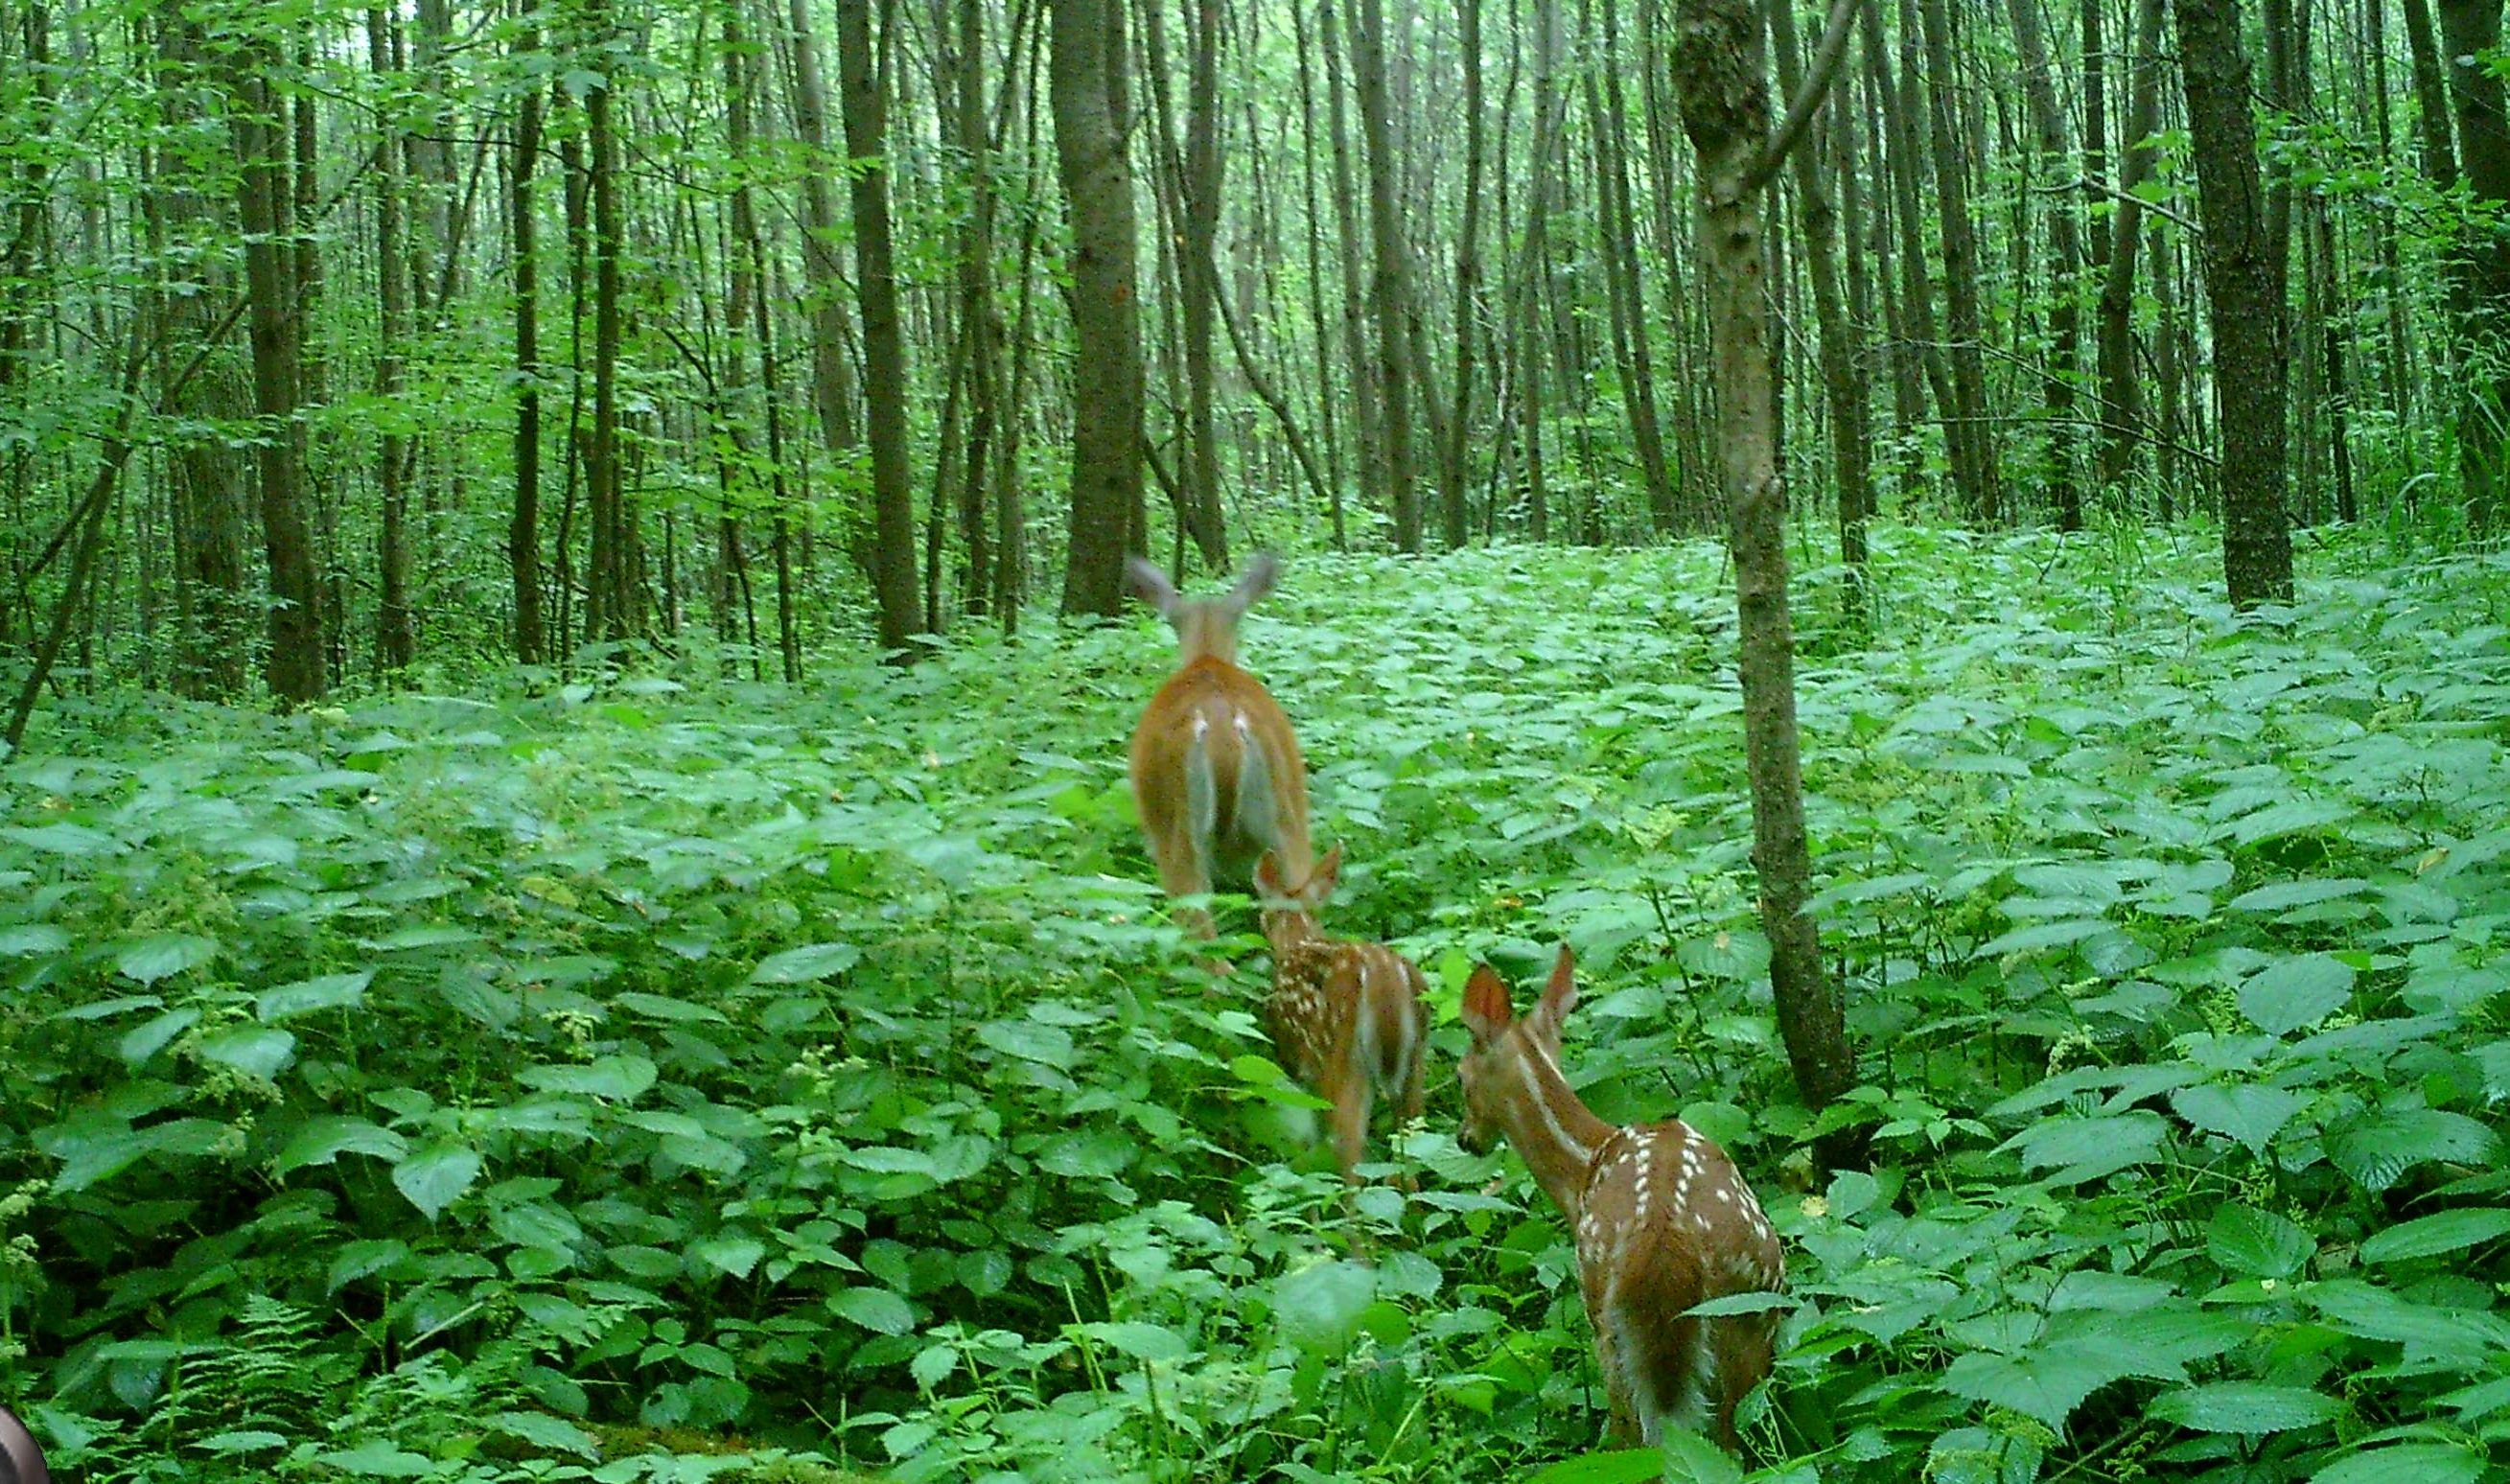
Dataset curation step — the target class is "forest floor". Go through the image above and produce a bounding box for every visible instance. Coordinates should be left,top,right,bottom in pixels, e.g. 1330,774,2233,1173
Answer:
4,522,2509,1483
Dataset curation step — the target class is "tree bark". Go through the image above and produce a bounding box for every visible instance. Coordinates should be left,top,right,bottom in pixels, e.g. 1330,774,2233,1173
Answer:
583,1,633,642
1914,0,2000,522
225,32,327,701
839,0,925,653
2005,0,2081,529
1178,0,1230,568
1673,0,1863,1174
2096,0,2168,489
1051,0,1147,614
2439,0,2510,528
2174,0,2295,605
1347,0,1421,548
509,0,546,665
370,4,415,675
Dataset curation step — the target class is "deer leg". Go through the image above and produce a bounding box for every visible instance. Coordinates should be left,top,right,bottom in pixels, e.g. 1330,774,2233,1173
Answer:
1328,1074,1371,1182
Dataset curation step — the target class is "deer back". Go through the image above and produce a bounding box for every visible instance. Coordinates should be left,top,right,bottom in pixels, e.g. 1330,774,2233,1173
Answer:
1126,557,1312,919
1257,848,1429,1177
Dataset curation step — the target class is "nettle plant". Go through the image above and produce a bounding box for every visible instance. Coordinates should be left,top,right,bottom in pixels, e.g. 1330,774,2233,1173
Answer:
0,531,2504,1484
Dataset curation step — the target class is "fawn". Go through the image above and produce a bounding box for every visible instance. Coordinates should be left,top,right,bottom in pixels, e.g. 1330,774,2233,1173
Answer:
1126,554,1312,940
1252,846,1429,1180
1458,945,1784,1451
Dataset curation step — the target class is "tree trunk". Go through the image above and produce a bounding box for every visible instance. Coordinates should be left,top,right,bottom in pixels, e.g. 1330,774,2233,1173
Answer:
225,33,327,701
2096,0,2168,488
2439,0,2510,528
1347,0,1421,549
1914,0,2000,522
786,0,864,466
1594,0,1677,536
1051,0,1147,614
2405,0,2463,187
2174,0,2295,605
583,0,632,642
370,4,415,675
1444,0,1488,547
2005,0,2080,529
1671,0,1863,1174
509,0,546,664
1178,0,1230,568
839,0,925,653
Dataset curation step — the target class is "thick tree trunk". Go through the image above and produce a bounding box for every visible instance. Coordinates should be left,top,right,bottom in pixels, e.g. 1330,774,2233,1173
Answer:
1051,0,1146,615
2405,0,2463,187
225,35,327,701
2174,0,2295,605
1672,0,1862,1174
2440,0,2510,528
786,0,863,462
839,0,925,653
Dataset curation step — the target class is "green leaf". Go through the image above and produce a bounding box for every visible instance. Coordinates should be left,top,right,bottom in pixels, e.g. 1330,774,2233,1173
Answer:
1940,1340,2147,1430
114,932,219,984
195,1026,295,1079
118,1008,198,1064
2172,1082,2307,1156
911,1342,958,1392
315,1441,435,1477
1074,1320,1189,1363
198,1430,289,1454
0,922,70,956
613,991,726,1023
2328,1108,2498,1193
2002,1110,2166,1184
2240,954,2354,1035
1274,1258,1376,1356
828,1287,915,1334
2358,1208,2510,1264
391,1143,482,1219
2310,1444,2487,1484
1525,1449,1689,1484
2148,1381,2343,1433
2208,1203,2316,1278
275,1117,409,1177
487,1412,599,1460
517,1055,656,1101
976,1018,1076,1070
256,971,372,1021
751,940,860,983
691,1234,765,1279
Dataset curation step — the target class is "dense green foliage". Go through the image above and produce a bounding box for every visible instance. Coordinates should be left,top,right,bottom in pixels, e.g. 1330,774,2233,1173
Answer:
5,527,2510,1481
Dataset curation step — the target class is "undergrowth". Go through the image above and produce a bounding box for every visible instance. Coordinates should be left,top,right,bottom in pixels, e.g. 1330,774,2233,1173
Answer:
3,524,2508,1483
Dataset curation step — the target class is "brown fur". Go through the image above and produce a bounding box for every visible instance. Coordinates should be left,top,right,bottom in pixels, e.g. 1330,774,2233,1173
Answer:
1458,947,1784,1450
1255,846,1429,1179
1126,555,1311,940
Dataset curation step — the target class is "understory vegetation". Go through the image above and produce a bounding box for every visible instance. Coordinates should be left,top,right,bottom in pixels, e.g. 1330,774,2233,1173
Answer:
5,524,2509,1482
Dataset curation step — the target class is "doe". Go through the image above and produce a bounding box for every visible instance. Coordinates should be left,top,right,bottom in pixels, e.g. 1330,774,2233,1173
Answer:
1126,554,1311,940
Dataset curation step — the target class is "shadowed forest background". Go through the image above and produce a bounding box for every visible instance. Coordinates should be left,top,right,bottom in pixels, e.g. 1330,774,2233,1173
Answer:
4,0,2510,1479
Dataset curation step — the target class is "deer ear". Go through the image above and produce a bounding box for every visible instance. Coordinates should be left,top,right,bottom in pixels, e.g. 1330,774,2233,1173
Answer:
1460,963,1515,1042
1228,551,1280,614
1312,843,1343,896
1253,850,1285,898
1126,557,1178,616
1536,944,1579,1026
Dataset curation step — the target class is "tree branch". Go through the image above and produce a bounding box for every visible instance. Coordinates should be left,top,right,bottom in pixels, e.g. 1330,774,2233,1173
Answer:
1743,0,1860,194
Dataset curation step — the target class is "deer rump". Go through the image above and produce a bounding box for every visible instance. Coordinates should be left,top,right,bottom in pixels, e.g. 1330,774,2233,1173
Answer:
1131,658,1306,894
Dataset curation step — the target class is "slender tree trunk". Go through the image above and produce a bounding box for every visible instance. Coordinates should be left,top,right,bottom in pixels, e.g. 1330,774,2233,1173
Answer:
1178,0,1230,568
1347,0,1420,548
1052,0,1147,614
1671,0,1862,1174
1771,0,1871,581
840,0,924,652
787,0,863,465
225,33,326,701
1914,0,1999,522
1444,0,1488,547
2405,0,2462,188
2175,0,2295,605
2096,0,2168,489
2006,0,2080,529
583,0,632,642
370,4,415,675
1594,0,1677,535
1291,0,1349,545
509,0,546,664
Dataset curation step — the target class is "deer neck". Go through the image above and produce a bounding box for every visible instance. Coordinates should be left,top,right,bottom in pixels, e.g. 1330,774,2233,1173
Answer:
1500,1032,1619,1220
1261,904,1324,959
